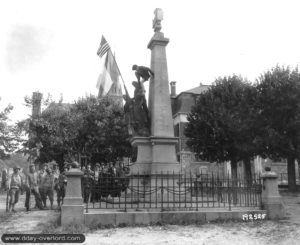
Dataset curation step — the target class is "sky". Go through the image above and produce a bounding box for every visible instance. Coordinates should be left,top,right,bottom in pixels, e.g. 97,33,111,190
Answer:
1,0,300,122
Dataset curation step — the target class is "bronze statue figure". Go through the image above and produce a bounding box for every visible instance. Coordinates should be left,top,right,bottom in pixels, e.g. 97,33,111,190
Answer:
123,94,135,136
123,65,154,137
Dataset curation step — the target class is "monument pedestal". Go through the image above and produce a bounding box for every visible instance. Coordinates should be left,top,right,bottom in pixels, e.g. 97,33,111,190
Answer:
61,168,84,227
261,171,285,219
131,136,180,175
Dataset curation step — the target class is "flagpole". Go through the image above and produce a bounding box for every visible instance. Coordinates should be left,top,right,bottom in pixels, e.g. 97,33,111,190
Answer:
109,50,130,97
97,35,129,97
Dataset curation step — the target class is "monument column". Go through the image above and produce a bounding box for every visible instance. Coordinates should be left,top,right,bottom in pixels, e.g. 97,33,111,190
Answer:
147,9,173,137
131,8,180,174
147,8,180,173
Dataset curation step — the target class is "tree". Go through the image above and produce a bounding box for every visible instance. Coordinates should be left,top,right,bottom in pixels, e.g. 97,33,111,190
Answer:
256,66,300,192
185,75,258,183
67,95,131,163
18,95,131,169
0,153,29,171
0,99,20,159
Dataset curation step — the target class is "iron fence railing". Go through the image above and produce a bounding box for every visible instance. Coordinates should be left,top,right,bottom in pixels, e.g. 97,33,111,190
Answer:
278,173,300,184
82,172,262,212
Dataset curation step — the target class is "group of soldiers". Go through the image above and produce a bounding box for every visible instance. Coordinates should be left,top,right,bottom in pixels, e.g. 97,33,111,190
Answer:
6,162,68,212
81,161,130,203
6,160,131,211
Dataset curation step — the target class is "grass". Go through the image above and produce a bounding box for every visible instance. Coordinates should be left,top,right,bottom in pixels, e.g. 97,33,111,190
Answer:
39,214,89,234
0,211,12,224
39,214,61,234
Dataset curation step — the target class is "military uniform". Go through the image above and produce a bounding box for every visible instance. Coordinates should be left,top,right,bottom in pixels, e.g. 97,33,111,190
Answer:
7,167,23,212
41,170,54,209
92,163,101,202
55,171,67,208
52,168,60,181
52,165,60,207
38,166,47,205
25,168,44,211
82,169,93,203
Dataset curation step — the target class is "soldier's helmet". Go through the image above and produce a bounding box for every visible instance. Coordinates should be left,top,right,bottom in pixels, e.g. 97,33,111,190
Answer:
70,161,80,168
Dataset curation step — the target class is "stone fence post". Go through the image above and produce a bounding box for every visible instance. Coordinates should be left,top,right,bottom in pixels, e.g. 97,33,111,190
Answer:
61,167,84,227
261,170,285,219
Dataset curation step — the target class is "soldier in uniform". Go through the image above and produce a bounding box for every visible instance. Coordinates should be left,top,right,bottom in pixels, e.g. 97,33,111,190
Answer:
100,163,105,174
38,163,48,206
52,162,60,206
94,163,100,182
110,162,121,197
132,64,154,84
82,164,93,203
92,163,101,202
7,166,23,212
25,164,43,211
41,168,54,209
55,165,68,209
119,161,130,192
52,162,60,180
107,162,113,176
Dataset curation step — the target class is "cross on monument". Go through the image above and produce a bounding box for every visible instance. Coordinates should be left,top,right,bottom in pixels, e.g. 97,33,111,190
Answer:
152,8,163,32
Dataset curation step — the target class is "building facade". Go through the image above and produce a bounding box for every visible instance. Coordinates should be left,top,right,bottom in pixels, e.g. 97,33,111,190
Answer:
169,82,297,180
170,82,229,175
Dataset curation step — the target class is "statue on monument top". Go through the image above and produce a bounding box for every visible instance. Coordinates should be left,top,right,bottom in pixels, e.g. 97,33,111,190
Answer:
152,8,163,32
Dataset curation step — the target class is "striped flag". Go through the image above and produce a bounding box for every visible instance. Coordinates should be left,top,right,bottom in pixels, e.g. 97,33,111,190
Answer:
96,36,122,98
97,36,110,58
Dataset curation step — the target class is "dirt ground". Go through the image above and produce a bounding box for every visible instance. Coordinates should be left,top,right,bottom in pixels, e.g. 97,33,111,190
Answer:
0,190,300,245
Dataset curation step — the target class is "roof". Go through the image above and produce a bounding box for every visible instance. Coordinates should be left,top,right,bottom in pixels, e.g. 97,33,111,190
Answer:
183,84,210,94
42,102,72,115
171,84,211,115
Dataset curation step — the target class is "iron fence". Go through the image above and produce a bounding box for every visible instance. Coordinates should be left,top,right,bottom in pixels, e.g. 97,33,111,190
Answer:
278,173,300,185
82,172,262,212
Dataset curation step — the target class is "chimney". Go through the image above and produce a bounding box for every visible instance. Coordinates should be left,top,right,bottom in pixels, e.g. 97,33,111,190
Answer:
170,81,176,98
32,92,43,118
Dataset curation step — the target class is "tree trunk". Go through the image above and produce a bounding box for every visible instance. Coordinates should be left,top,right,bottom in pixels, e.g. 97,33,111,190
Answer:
298,160,300,181
231,160,238,181
287,157,297,192
231,160,238,204
243,158,252,186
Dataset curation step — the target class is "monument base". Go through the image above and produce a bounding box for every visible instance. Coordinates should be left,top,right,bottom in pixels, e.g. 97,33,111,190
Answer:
61,168,84,227
131,136,181,175
61,204,84,226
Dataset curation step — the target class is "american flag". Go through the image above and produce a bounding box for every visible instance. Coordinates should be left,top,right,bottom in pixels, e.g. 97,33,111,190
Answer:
97,35,111,58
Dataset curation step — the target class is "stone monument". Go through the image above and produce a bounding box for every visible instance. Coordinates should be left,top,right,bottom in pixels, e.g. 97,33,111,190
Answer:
61,165,84,226
261,169,285,219
130,8,180,174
